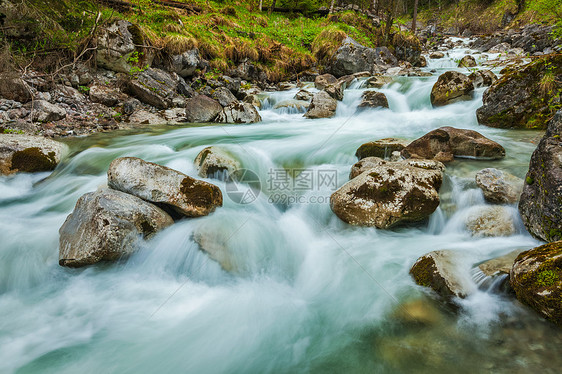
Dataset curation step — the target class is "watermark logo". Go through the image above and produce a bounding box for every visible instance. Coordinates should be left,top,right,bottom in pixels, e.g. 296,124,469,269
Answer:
226,168,339,205
225,169,261,204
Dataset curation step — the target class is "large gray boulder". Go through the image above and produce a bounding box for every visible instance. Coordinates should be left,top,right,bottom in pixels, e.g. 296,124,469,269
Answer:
89,86,120,107
331,159,443,229
475,168,523,204
107,157,223,218
185,95,223,123
329,37,398,77
303,91,337,119
194,146,240,179
0,134,68,175
168,48,201,78
440,126,505,160
410,250,474,299
59,188,174,267
519,111,562,242
401,129,454,163
30,100,66,122
216,102,261,124
314,74,338,90
211,87,238,107
430,71,474,107
0,73,31,103
96,20,153,74
125,68,181,109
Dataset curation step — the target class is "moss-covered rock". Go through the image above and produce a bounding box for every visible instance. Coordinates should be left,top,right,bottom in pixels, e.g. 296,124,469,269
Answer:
355,138,408,160
107,157,223,218
519,110,562,242
194,146,240,180
476,54,562,129
0,134,68,175
430,71,474,107
510,241,562,326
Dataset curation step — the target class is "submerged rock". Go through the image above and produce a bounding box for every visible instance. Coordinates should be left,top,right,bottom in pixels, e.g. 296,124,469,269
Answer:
519,111,562,242
476,54,562,129
59,188,174,267
0,134,68,175
510,241,562,326
478,250,523,277
466,206,516,237
303,91,337,119
355,138,408,160
410,250,474,298
331,159,442,229
107,157,223,218
357,91,389,109
184,95,223,123
194,146,240,179
475,168,523,204
430,71,474,107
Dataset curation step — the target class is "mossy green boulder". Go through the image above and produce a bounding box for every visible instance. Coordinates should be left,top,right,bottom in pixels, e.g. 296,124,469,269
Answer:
510,241,562,326
476,54,562,129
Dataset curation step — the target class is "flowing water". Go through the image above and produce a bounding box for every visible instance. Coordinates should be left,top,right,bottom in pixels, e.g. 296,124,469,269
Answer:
1,40,561,373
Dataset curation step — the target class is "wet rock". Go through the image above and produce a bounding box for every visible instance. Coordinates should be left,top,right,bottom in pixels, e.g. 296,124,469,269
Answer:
410,250,474,298
519,111,562,242
331,159,442,228
510,241,562,326
58,188,174,267
430,71,474,107
440,126,505,160
107,157,223,217
0,73,31,103
401,129,454,163
349,157,444,180
458,55,477,68
430,51,445,59
243,94,261,109
393,33,422,66
128,110,165,125
29,100,66,122
357,91,389,109
294,90,313,101
211,87,238,107
168,48,201,78
466,206,516,237
329,37,398,77
468,70,497,88
477,54,562,129
314,74,338,90
184,95,223,123
273,100,309,112
125,68,181,109
324,83,344,101
89,86,120,107
392,298,444,326
355,138,409,160
479,250,523,277
216,102,262,124
476,168,523,204
363,76,392,88
303,91,337,119
194,146,240,179
96,20,153,74
0,134,68,175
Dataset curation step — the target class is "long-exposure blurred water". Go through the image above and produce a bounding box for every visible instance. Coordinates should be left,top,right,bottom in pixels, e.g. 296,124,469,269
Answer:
1,39,560,374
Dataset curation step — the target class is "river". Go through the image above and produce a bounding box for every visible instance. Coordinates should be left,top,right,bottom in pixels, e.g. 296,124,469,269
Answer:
1,39,561,373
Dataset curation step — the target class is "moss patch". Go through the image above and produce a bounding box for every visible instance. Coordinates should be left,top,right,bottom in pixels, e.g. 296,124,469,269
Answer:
11,147,57,172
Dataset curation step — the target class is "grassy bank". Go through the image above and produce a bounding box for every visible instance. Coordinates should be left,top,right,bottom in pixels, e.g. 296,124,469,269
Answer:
2,0,413,81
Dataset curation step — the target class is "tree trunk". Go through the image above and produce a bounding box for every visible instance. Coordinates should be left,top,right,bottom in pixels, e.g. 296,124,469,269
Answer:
412,0,419,33
329,0,336,14
268,0,276,14
259,0,263,11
